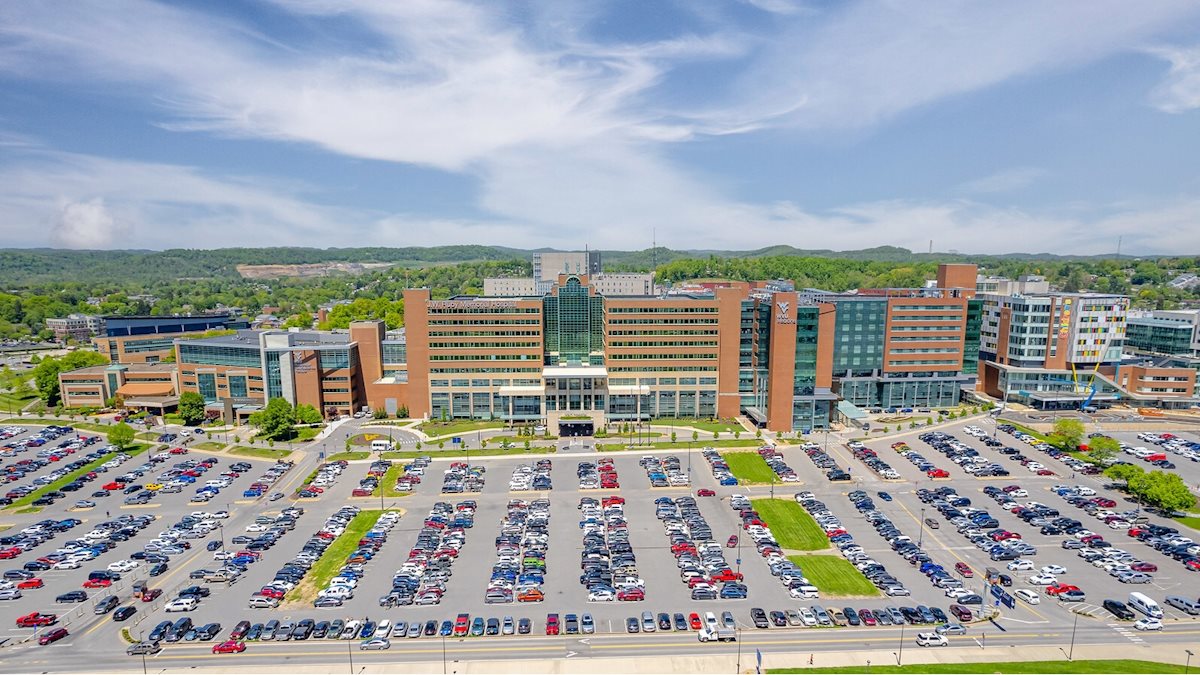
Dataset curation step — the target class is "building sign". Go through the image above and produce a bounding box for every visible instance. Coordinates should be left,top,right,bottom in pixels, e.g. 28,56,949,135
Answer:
428,300,518,310
1058,298,1071,338
775,301,796,325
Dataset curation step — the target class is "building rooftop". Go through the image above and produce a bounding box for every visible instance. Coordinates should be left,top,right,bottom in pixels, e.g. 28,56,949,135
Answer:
61,362,178,376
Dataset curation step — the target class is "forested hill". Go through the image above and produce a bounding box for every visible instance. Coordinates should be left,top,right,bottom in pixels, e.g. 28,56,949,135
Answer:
0,245,1144,287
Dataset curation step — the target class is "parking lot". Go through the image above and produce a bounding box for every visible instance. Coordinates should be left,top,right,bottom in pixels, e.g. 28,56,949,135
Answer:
0,417,1197,670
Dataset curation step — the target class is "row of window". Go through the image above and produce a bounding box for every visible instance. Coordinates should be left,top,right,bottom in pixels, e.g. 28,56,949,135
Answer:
607,340,718,348
890,314,962,322
888,347,961,354
608,329,718,336
608,318,718,325
607,307,718,314
428,341,541,349
430,367,542,374
427,330,540,337
608,353,716,360
887,359,959,366
427,307,540,314
427,319,541,326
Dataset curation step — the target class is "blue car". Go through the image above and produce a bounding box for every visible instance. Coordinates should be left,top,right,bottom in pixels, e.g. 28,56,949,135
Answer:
439,621,453,636
720,477,738,486
877,491,892,502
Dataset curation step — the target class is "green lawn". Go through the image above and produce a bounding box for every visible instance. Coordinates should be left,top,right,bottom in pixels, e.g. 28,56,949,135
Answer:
1174,515,1200,532
381,464,408,497
651,418,742,433
228,446,293,460
0,391,36,412
286,509,391,604
787,555,879,597
191,441,226,451
6,443,149,510
326,451,370,462
417,419,505,437
598,438,760,451
770,660,1187,674
2,418,113,434
751,498,829,551
723,451,777,483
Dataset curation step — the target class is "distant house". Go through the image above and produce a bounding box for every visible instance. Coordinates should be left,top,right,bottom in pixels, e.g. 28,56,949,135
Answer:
1168,273,1200,290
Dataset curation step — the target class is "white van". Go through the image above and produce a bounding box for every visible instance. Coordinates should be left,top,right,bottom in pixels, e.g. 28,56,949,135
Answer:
1128,592,1162,619
370,439,393,453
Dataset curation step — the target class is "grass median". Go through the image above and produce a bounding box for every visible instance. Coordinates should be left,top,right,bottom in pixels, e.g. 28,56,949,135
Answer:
228,446,293,460
598,438,761,451
285,509,391,605
6,443,150,510
786,554,878,597
327,451,370,462
191,441,226,451
381,464,407,497
770,660,1187,673
381,446,554,459
751,498,829,551
723,451,777,483
1,418,113,434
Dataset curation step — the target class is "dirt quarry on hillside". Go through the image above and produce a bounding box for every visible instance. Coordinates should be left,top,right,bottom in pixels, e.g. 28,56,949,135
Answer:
236,262,394,279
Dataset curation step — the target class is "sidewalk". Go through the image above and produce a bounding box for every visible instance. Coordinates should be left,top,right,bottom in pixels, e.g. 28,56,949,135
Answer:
130,642,1185,674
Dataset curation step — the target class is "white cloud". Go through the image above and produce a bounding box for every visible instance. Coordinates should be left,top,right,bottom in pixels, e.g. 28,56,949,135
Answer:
959,168,1047,195
738,0,806,15
1148,45,1200,113
2,1,1200,255
52,198,123,249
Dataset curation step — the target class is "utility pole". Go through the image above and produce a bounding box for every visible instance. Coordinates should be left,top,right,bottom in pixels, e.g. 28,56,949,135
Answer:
348,639,354,674
1067,612,1078,661
896,621,905,666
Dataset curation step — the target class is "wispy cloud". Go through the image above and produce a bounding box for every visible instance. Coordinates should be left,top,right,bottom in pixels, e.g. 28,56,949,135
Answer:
1,1,1200,255
1148,45,1200,113
959,168,1047,195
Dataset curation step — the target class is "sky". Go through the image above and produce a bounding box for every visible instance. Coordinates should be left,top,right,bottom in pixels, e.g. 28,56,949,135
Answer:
2,1,1200,255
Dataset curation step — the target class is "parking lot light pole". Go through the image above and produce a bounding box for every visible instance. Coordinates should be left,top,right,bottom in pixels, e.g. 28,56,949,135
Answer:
442,635,448,675
917,508,926,548
896,621,905,666
1067,612,1078,661
1185,649,1193,675
347,639,354,674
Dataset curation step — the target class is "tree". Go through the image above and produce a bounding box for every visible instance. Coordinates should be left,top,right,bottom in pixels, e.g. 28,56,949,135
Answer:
249,397,295,439
1052,418,1085,450
372,408,388,420
1142,471,1196,513
295,403,323,424
523,440,531,451
671,432,677,443
178,391,206,425
398,405,409,419
733,430,741,440
104,395,122,410
692,430,699,442
1086,436,1121,464
108,422,134,450
1104,463,1144,486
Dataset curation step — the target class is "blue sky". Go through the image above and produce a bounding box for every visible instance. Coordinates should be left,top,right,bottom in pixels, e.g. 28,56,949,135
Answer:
2,1,1200,255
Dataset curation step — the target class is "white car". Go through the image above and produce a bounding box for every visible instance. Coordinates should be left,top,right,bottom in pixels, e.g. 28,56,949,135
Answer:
1007,559,1035,571
107,560,138,573
915,632,948,647
164,598,198,612
1040,565,1066,575
52,560,81,570
1013,589,1040,605
944,587,971,599
1029,574,1057,585
1134,618,1163,631
587,590,615,602
213,551,234,560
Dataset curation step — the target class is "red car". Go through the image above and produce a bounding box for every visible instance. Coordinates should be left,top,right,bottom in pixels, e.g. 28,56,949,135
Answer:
453,614,470,637
955,562,974,578
37,627,68,646
351,488,373,497
711,569,743,582
0,547,21,559
545,613,560,635
689,613,702,630
141,589,162,602
102,482,122,491
617,588,644,601
696,489,716,497
726,535,739,548
17,578,43,589
927,469,950,478
1130,562,1158,573
1045,583,1080,596
212,640,246,654
169,447,188,455
16,612,56,628
82,578,112,588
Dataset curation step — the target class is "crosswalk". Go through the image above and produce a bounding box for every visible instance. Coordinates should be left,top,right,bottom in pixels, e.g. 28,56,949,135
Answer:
1108,622,1146,644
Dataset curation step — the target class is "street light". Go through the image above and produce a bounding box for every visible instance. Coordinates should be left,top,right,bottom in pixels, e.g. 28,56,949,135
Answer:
896,621,906,666
917,507,926,548
1067,612,1078,661
1186,649,1194,675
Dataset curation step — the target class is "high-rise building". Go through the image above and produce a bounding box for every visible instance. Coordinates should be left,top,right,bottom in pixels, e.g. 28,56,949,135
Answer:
977,288,1196,408
1126,310,1200,358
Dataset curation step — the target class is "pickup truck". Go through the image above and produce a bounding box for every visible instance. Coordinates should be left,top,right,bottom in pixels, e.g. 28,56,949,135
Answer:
697,626,737,643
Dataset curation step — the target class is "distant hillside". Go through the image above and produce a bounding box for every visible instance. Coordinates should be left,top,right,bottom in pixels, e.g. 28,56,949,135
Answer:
0,244,1149,287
